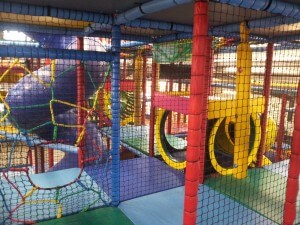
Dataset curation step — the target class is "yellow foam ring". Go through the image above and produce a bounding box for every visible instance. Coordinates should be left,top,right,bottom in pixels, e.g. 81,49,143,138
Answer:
155,109,186,170
103,89,134,126
208,114,261,176
50,99,89,128
0,59,19,83
0,12,89,29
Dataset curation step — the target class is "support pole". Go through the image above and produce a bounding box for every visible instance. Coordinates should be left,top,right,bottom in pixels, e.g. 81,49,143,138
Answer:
111,25,121,206
34,147,39,174
199,36,212,181
257,43,274,167
167,80,173,134
122,58,127,80
177,80,182,129
184,1,208,224
134,51,143,125
184,82,189,123
276,94,287,162
208,38,214,96
77,37,85,168
149,62,157,157
141,54,147,125
48,149,54,169
283,82,300,225
233,22,252,179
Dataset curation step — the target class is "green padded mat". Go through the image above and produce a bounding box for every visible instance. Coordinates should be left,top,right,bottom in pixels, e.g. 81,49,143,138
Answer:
37,207,134,225
125,137,152,155
124,134,186,156
205,168,291,224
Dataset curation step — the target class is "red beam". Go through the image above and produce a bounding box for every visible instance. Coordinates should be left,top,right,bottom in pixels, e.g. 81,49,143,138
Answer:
153,92,189,115
257,43,274,167
276,94,287,162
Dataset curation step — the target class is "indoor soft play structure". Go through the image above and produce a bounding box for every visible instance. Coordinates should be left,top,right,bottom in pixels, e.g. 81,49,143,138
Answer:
0,0,300,225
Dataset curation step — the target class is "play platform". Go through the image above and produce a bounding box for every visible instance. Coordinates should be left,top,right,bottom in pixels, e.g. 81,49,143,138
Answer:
102,125,186,157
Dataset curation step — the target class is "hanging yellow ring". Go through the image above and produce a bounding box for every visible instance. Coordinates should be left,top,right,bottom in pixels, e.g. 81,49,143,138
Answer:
208,114,261,176
155,109,186,170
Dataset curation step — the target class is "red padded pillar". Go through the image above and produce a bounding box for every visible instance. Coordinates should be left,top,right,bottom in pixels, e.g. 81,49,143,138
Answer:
283,82,300,225
183,1,209,225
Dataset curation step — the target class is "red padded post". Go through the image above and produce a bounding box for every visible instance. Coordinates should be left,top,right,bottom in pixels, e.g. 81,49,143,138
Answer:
283,82,300,225
257,43,273,167
149,62,157,157
183,1,209,225
141,55,147,125
276,94,287,162
77,37,85,168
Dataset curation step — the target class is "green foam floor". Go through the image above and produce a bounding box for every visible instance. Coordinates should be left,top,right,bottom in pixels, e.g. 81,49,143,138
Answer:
205,168,292,224
37,207,134,225
125,137,153,155
125,134,186,156
103,125,186,156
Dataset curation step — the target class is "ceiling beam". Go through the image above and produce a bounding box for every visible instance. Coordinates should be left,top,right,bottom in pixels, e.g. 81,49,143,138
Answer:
214,0,300,20
115,0,193,25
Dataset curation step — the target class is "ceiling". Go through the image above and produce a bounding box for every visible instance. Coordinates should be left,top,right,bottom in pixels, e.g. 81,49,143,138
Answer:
2,0,300,40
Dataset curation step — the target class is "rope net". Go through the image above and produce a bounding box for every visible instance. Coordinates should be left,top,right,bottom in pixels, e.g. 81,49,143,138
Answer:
0,38,112,224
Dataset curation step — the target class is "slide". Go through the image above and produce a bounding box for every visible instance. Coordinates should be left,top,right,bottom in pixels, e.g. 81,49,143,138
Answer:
4,36,109,170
